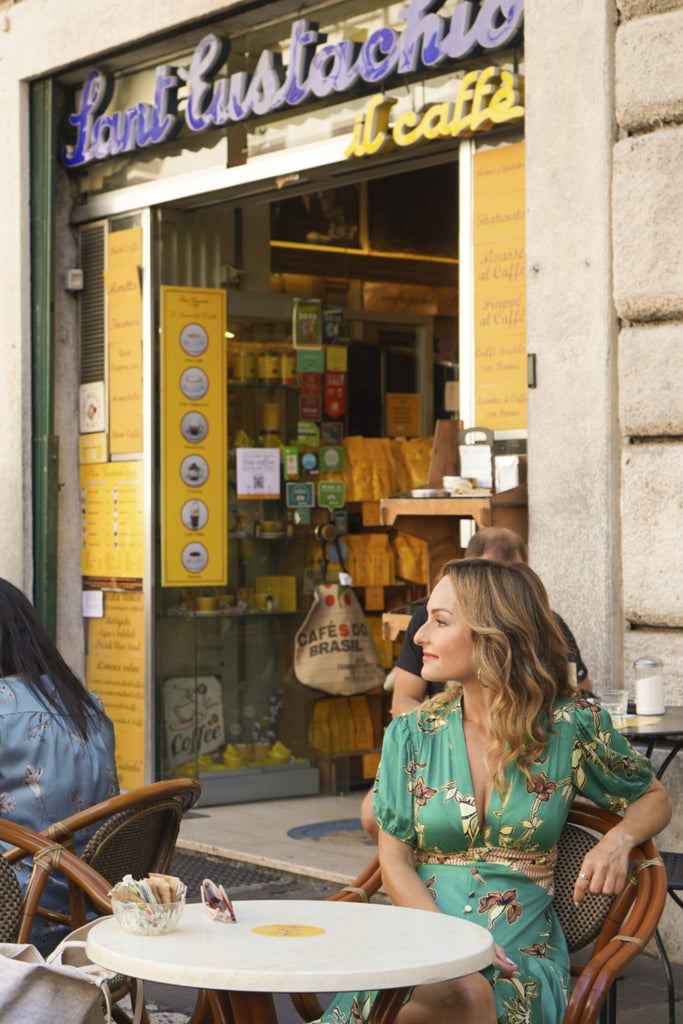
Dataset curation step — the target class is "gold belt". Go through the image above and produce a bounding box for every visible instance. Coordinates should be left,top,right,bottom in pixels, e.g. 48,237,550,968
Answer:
415,844,558,894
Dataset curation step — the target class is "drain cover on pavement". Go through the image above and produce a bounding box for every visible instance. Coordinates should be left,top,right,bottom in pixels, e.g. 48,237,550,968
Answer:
287,817,372,843
170,850,297,899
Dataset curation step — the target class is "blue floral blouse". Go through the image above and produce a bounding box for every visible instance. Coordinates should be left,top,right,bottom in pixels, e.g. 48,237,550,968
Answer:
0,674,119,951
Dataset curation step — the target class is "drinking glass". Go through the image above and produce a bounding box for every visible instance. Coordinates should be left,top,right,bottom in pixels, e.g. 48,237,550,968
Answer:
599,688,628,722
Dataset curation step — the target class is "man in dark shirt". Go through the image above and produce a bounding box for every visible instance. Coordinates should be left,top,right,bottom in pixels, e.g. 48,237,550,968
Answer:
360,526,591,841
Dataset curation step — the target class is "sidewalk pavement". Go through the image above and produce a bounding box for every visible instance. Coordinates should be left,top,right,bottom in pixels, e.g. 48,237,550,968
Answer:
149,791,682,1023
176,791,374,884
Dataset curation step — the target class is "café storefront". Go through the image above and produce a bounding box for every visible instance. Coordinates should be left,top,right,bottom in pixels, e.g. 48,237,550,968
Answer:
50,0,527,802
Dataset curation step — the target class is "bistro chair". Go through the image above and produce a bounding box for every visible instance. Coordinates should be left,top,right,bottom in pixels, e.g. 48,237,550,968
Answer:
0,818,117,1014
247,802,663,1024
1,778,201,1024
557,800,667,1024
2,777,202,933
0,850,25,942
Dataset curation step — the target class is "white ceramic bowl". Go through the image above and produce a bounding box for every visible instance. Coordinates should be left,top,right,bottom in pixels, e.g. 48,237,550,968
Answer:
111,896,185,936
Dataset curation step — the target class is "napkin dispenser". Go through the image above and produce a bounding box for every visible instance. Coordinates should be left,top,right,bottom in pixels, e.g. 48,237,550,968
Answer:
458,427,494,490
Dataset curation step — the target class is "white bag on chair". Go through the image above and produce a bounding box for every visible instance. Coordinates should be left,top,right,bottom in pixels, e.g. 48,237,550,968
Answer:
0,940,107,1023
0,920,145,1024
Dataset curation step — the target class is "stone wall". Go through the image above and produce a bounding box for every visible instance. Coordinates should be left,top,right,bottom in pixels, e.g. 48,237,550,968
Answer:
527,0,683,962
615,0,683,959
615,9,683,690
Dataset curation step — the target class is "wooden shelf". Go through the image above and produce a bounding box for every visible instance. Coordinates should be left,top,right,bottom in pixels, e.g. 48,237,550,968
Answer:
379,484,528,586
382,611,413,641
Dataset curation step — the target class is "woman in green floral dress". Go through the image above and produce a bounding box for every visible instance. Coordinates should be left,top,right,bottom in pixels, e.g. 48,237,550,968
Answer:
321,559,671,1024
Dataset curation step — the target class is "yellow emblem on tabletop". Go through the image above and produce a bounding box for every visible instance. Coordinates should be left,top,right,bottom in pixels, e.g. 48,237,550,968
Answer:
252,924,325,937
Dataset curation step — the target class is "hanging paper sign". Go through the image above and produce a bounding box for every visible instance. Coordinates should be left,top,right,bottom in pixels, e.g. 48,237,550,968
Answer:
325,346,348,372
324,372,346,419
286,482,315,508
318,481,346,510
299,394,322,420
386,392,420,437
296,348,325,373
322,305,344,343
320,447,345,472
301,372,322,395
293,298,322,347
236,448,281,499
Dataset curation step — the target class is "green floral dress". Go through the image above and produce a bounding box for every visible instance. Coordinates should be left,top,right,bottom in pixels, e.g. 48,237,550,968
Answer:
321,696,654,1024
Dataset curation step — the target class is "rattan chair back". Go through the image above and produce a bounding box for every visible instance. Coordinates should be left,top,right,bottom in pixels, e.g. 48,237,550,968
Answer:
553,821,616,953
0,854,24,942
562,801,667,1024
81,798,184,886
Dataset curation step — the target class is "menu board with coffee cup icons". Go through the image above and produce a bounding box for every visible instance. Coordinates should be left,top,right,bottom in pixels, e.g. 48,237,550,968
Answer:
160,287,227,586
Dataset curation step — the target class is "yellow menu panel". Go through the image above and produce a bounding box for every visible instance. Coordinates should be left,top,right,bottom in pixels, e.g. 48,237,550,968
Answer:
80,461,144,578
473,142,527,431
160,287,227,586
106,228,144,456
86,591,145,789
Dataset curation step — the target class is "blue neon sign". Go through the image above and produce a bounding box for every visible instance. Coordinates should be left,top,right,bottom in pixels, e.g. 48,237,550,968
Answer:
62,0,524,169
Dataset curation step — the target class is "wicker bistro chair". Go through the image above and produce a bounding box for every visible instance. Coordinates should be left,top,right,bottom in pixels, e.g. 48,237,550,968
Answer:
0,851,25,942
2,778,202,935
0,817,113,940
556,801,667,1024
1,779,201,1024
0,818,119,1020
261,804,664,1024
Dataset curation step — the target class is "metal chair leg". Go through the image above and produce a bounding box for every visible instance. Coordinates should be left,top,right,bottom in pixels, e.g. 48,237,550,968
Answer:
653,927,677,1024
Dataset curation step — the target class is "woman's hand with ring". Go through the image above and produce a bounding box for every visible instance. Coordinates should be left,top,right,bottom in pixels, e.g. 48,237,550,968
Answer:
573,831,631,906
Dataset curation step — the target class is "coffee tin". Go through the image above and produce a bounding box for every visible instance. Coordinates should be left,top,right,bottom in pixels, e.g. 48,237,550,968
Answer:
280,350,297,385
230,350,257,382
258,352,280,384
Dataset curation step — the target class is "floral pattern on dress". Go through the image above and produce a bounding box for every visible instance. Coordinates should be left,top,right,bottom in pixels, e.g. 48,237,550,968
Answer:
321,696,654,1024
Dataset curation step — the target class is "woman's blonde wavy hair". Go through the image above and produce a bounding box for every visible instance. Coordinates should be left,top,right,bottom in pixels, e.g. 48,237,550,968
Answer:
423,558,577,792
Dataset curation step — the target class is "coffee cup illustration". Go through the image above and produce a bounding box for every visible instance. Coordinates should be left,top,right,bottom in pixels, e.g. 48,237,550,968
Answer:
182,542,208,572
180,323,208,356
181,455,208,487
180,367,209,399
181,412,208,442
182,498,208,531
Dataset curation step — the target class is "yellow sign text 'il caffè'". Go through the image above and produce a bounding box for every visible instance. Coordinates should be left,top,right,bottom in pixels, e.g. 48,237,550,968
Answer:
345,67,524,159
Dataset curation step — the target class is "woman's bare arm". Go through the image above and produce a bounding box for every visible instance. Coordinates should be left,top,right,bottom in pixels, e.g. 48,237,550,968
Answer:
574,778,672,904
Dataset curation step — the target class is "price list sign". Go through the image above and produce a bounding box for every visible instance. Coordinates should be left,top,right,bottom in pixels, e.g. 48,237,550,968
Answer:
472,141,527,431
79,461,144,578
160,287,227,586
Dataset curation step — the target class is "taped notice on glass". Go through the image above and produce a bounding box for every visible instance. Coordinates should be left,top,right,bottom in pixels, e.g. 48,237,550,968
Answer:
236,448,281,499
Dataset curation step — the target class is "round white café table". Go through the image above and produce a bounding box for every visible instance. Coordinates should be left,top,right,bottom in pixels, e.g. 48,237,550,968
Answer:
86,899,495,1024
